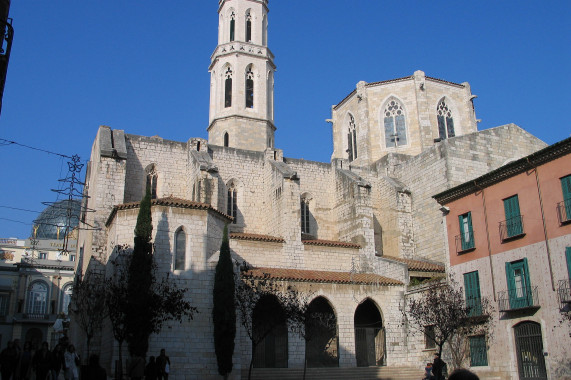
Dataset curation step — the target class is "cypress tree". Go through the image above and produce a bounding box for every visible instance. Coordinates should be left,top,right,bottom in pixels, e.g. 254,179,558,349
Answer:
126,187,154,357
213,225,235,379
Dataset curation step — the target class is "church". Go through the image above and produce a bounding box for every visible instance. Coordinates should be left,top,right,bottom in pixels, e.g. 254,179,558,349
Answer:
75,0,547,378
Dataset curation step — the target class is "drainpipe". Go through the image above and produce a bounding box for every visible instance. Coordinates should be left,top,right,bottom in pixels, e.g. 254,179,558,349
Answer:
528,158,555,291
476,181,497,301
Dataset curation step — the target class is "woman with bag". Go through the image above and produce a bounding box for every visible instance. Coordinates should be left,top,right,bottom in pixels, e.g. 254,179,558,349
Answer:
63,345,79,380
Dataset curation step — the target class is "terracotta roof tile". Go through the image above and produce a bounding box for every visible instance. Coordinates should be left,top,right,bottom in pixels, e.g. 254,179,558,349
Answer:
301,238,361,249
382,256,445,273
230,233,285,243
243,267,402,286
106,196,231,226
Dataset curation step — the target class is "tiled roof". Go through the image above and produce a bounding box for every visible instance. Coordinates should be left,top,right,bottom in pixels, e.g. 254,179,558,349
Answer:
230,233,285,243
243,267,402,286
106,197,231,226
382,256,445,273
301,238,361,249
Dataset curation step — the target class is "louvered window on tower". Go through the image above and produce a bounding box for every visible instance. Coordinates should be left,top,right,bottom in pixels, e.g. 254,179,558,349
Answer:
230,12,235,41
383,99,407,148
437,99,455,140
246,12,252,42
246,67,254,108
225,67,233,108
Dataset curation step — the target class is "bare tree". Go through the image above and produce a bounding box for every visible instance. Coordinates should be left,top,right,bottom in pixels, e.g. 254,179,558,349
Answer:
404,276,494,369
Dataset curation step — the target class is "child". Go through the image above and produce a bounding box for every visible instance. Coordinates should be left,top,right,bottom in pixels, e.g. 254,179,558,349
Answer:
424,362,434,380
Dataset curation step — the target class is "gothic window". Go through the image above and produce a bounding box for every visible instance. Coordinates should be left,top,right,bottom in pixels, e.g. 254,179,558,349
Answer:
347,114,357,161
227,183,238,224
246,11,252,42
383,98,407,148
229,12,235,42
174,228,186,270
301,198,310,234
224,67,233,108
146,165,158,199
61,283,73,315
437,99,455,139
224,132,229,147
246,66,254,108
27,281,48,315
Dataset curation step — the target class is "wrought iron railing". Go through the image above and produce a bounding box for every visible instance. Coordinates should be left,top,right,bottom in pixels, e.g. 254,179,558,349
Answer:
498,286,539,311
558,279,571,304
455,231,475,253
556,199,571,225
499,215,525,242
21,313,50,320
466,296,482,317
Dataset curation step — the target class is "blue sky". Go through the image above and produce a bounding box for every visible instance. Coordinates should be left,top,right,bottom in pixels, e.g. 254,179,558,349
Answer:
1,0,570,238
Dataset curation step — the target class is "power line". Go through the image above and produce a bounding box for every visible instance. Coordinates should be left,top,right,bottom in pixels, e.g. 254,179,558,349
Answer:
0,205,41,213
0,217,33,226
0,137,72,159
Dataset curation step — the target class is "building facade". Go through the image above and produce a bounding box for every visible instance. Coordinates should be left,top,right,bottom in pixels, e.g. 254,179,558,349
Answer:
435,138,571,379
75,1,550,378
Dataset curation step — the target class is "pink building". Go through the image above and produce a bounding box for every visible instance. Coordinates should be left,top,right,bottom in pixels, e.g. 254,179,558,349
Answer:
434,137,571,380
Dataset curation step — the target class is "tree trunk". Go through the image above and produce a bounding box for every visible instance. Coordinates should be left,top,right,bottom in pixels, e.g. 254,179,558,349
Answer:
248,345,257,380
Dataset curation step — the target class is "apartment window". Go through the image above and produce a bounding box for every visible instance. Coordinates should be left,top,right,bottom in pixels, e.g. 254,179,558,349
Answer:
502,195,523,239
0,294,9,317
38,252,47,260
458,212,474,251
506,259,532,309
560,175,571,223
469,335,488,366
464,271,482,316
27,282,48,315
69,254,76,262
425,325,436,349
174,228,186,270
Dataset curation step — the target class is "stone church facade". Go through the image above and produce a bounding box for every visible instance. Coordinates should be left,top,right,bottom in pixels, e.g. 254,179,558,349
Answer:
75,1,547,378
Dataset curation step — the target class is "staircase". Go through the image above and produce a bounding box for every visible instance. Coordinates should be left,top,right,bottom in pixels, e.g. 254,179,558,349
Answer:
240,366,422,380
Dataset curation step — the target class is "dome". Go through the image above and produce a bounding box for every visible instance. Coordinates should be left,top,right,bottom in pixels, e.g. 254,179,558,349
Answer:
32,199,81,240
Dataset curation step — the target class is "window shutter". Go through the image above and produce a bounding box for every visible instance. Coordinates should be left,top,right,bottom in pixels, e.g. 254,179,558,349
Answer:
503,195,522,236
566,247,571,281
522,258,533,306
437,115,446,139
562,175,571,218
464,271,481,316
459,214,466,243
384,117,395,148
395,115,407,145
446,116,455,138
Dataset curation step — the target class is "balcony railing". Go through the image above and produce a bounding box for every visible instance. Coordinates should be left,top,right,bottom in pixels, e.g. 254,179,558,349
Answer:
558,279,571,304
455,231,475,254
498,286,539,312
466,296,482,317
499,215,525,242
556,199,571,225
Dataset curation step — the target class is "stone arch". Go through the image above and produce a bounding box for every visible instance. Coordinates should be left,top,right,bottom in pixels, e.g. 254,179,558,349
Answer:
354,298,385,366
379,95,409,149
252,293,288,368
306,296,339,368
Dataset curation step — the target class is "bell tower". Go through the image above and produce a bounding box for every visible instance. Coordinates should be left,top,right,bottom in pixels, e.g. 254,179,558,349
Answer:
208,0,276,152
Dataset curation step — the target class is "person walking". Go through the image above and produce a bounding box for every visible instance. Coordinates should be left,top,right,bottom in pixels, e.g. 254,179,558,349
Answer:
63,345,80,380
16,342,33,380
0,341,18,380
432,353,446,380
32,342,52,380
50,344,65,380
144,356,158,380
156,349,170,380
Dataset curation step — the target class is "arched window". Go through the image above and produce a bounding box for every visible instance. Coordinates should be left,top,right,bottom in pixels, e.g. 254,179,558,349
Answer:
347,114,357,161
224,66,233,108
227,183,237,224
246,11,252,42
224,132,229,147
437,99,455,140
246,66,254,108
229,11,235,42
301,198,310,234
174,228,186,270
146,164,158,199
61,283,73,315
383,98,407,148
27,281,48,315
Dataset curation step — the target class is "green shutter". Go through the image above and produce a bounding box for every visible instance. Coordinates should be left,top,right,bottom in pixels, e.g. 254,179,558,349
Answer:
522,258,532,307
505,261,516,309
566,247,571,281
459,212,474,250
464,271,481,316
562,175,571,220
503,195,522,237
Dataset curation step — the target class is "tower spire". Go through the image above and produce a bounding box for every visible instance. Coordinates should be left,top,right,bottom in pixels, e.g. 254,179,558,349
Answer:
208,0,275,152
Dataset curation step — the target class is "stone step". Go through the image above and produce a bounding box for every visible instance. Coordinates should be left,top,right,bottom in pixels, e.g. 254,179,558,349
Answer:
241,366,422,380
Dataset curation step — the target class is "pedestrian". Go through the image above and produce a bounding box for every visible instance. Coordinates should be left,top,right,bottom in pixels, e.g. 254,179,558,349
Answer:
156,349,170,380
448,368,480,380
127,354,145,380
83,354,106,380
432,353,446,380
50,344,65,380
17,341,33,380
0,340,18,380
423,362,434,380
63,345,80,380
144,356,158,380
32,342,52,380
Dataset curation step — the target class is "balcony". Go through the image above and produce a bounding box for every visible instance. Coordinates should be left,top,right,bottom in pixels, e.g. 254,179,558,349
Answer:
498,286,539,312
466,296,483,317
499,215,525,242
556,199,571,225
455,231,476,254
14,312,56,324
558,279,571,304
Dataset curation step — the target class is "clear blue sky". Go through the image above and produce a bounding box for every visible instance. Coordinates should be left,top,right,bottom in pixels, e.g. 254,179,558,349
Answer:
1,1,570,238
